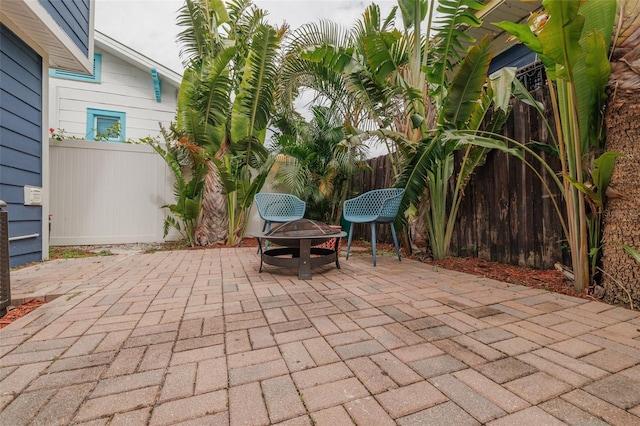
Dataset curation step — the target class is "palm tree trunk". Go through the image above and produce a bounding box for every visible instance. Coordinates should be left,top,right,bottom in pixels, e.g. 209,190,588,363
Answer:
195,157,228,246
601,2,640,304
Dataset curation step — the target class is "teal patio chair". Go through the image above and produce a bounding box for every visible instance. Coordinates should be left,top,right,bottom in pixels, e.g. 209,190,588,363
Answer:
343,188,404,266
254,193,306,251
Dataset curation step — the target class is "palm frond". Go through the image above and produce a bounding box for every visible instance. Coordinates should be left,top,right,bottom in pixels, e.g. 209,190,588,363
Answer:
441,36,492,129
231,23,282,144
427,0,485,93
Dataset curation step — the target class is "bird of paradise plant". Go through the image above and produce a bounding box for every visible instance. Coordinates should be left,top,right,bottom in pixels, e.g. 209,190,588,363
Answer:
494,0,618,291
279,0,518,260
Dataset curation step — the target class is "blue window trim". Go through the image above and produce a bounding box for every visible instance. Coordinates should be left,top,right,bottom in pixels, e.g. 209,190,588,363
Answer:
151,68,162,103
86,108,126,142
50,53,101,82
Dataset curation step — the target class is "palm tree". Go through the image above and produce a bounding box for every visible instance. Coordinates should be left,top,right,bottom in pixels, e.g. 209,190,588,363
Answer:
282,0,515,259
175,0,283,245
271,106,369,225
277,5,405,173
601,1,640,302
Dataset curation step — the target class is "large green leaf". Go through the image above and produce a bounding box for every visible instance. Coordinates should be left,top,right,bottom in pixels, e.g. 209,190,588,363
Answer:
489,67,516,113
230,24,281,144
177,48,234,157
538,0,583,75
427,0,485,92
592,151,623,203
441,36,492,129
397,0,428,30
363,31,403,85
176,0,229,66
300,44,355,74
621,245,640,264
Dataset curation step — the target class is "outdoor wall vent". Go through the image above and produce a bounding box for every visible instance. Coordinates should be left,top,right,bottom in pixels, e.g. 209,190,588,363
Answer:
24,186,42,206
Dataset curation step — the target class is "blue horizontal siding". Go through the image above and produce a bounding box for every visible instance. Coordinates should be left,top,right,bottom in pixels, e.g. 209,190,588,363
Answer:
38,0,91,56
489,44,537,74
1,49,41,91
10,213,43,232
0,146,41,172
0,165,41,187
9,238,42,268
0,185,26,205
1,90,42,130
0,24,43,268
0,127,41,157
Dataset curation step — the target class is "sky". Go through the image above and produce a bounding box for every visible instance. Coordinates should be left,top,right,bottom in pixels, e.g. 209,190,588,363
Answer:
95,0,397,73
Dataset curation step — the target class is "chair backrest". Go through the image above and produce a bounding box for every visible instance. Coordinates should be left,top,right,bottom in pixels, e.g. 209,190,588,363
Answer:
379,188,404,220
254,193,306,220
344,188,404,221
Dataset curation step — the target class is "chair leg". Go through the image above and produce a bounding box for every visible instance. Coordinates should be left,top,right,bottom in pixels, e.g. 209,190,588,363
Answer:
390,223,401,261
264,222,272,251
256,220,267,253
257,221,268,253
346,224,354,260
371,222,377,266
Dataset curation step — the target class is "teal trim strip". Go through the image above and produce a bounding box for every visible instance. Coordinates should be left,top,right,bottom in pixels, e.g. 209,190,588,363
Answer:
151,68,162,103
50,53,101,82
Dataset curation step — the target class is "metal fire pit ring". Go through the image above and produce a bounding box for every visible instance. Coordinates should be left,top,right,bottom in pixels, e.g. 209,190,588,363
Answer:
251,219,346,280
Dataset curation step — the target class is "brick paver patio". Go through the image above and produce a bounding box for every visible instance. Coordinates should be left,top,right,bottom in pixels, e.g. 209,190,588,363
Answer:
2,248,640,425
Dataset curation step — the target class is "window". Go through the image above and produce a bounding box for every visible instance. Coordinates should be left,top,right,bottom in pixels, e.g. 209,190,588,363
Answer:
50,53,102,83
86,108,126,142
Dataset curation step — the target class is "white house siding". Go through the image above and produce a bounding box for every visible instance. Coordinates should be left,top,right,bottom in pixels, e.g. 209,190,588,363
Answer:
49,139,178,245
49,47,178,141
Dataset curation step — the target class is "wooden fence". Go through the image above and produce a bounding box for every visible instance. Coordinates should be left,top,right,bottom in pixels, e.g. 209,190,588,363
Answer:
352,87,567,269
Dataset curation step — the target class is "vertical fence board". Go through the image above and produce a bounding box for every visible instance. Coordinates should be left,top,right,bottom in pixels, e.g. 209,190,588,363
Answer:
353,87,565,269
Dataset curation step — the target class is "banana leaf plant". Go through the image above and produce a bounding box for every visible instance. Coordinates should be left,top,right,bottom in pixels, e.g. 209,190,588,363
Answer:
175,0,285,245
143,128,208,247
495,0,618,291
280,0,518,259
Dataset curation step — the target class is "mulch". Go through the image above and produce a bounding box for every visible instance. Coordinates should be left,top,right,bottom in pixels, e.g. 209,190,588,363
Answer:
0,299,46,329
424,256,592,300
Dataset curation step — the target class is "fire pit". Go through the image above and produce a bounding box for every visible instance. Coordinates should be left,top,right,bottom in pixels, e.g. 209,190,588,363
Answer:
252,219,346,280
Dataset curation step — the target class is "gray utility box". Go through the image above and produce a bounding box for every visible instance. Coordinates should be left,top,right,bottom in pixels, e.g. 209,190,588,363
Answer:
0,201,10,317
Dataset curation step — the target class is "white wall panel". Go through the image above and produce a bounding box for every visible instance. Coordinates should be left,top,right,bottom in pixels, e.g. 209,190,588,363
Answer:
49,139,178,245
49,46,178,141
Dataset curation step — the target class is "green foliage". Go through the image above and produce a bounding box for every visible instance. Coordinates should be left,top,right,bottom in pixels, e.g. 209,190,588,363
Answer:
281,0,517,259
214,145,274,245
142,127,207,247
272,106,369,225
175,0,284,245
94,123,122,142
621,244,640,265
391,1,516,260
49,247,111,259
495,0,617,291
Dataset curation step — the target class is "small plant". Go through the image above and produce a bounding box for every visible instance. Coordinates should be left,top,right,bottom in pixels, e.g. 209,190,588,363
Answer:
49,247,107,259
49,128,82,141
49,128,65,141
143,126,207,247
93,123,122,141
66,291,83,301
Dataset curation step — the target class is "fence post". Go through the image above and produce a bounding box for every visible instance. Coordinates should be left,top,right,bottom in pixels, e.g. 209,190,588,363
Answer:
0,200,11,317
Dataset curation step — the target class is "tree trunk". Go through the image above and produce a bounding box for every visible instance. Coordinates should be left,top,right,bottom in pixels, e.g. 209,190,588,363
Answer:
195,159,228,246
601,3,640,305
